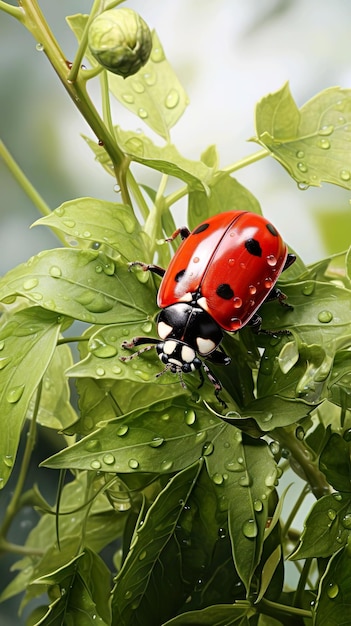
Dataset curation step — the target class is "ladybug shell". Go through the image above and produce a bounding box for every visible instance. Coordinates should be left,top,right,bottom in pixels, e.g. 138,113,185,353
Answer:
157,211,288,332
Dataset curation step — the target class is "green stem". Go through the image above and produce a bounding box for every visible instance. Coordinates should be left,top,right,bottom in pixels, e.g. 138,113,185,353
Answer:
0,381,42,541
66,0,102,83
221,148,270,174
19,0,130,203
0,1,23,19
294,557,313,607
0,139,52,218
0,539,44,558
281,484,310,538
260,598,312,621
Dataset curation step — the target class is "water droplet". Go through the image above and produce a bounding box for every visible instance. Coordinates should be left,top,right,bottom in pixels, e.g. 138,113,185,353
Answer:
317,138,330,150
85,439,101,452
4,455,13,468
114,184,120,193
23,278,38,291
249,285,257,295
128,458,139,469
295,425,305,440
184,410,196,425
296,150,305,158
122,93,134,104
269,441,280,456
242,519,258,538
151,46,165,63
340,169,351,181
95,367,105,377
62,219,76,229
103,453,115,465
212,472,224,485
141,321,152,333
138,108,148,119
138,550,147,561
49,266,62,278
266,254,277,267
233,296,242,308
0,341,4,351
319,125,334,136
327,509,337,521
149,437,164,448
143,70,156,86
265,470,277,487
254,499,263,512
124,590,132,600
0,357,10,370
195,430,207,444
239,474,252,487
90,460,102,470
131,80,145,94
302,281,315,296
297,182,310,191
297,162,308,173
318,310,333,324
36,42,44,51
327,583,339,599
117,425,129,437
342,513,351,529
90,338,117,358
6,385,25,404
264,278,273,289
202,442,214,456
161,459,173,471
165,89,179,109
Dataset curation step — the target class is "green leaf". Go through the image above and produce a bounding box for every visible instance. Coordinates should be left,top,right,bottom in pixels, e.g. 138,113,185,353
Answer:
205,433,276,591
41,396,224,474
26,343,78,430
0,248,155,324
320,433,351,492
108,30,189,140
0,308,61,487
162,602,253,625
254,83,351,189
115,127,214,192
187,173,262,230
291,492,351,560
314,541,351,625
111,462,202,626
33,198,150,261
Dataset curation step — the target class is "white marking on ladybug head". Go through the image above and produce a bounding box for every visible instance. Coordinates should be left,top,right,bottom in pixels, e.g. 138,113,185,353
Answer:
196,296,210,313
163,340,178,355
179,292,193,303
196,337,217,356
158,321,173,340
181,345,196,364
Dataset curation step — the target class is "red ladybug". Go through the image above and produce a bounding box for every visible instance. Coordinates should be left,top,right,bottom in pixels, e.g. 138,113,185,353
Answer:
121,211,295,404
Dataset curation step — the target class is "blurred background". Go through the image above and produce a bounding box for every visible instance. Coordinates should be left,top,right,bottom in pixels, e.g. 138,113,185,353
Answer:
1,0,351,623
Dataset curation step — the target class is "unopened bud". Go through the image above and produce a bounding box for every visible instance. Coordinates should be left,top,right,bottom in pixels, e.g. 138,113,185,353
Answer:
88,8,152,78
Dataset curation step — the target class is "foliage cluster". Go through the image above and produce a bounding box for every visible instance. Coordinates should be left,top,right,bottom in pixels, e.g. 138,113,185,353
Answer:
1,2,351,625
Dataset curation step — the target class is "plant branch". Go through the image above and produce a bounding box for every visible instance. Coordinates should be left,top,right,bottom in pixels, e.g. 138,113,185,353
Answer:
0,1,24,19
221,148,270,174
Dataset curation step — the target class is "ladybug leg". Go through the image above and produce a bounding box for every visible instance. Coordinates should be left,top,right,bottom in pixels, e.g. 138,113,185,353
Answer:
206,347,231,366
128,261,165,278
201,362,227,408
165,227,191,242
266,286,293,311
120,336,159,361
283,253,296,272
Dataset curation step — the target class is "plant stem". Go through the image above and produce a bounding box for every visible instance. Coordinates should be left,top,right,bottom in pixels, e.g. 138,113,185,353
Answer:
260,598,312,622
281,484,310,538
19,0,131,205
0,139,51,218
0,1,23,19
66,0,101,83
221,148,270,174
0,382,42,541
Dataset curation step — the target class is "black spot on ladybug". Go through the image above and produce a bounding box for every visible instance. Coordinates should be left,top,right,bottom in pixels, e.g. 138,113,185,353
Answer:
175,269,186,282
216,283,234,300
266,223,278,237
193,223,210,235
245,238,262,257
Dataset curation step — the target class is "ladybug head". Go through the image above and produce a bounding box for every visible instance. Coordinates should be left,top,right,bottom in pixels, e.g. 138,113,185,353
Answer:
156,339,202,375
156,302,223,357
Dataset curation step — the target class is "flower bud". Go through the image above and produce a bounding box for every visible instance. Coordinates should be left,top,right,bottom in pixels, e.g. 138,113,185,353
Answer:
88,8,152,78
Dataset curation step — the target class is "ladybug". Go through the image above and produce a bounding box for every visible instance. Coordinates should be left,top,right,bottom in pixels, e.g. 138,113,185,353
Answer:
120,211,295,404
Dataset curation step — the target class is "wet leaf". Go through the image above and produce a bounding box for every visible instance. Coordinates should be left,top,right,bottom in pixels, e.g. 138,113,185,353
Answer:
0,248,155,324
254,83,351,189
33,198,150,261
314,540,351,625
0,308,61,487
162,602,253,625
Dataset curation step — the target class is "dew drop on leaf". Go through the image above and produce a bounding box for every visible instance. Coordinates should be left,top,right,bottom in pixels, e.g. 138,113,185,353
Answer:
318,125,334,136
23,278,38,291
242,519,258,538
151,47,165,63
342,513,351,529
165,89,180,109
340,169,351,181
327,583,339,599
138,108,148,119
36,42,44,51
95,367,105,377
218,527,227,539
212,473,224,485
161,459,173,471
143,71,156,86
295,425,305,440
184,410,196,425
0,341,4,351
122,93,134,103
0,357,11,370
318,310,333,323
138,550,147,561
49,266,62,278
149,436,164,448
296,150,305,158
239,474,252,487
117,425,129,437
202,442,214,456
254,499,263,512
4,456,13,468
62,219,76,229
327,509,337,521
343,429,351,442
317,138,330,150
128,458,139,469
90,460,102,470
6,384,25,404
269,441,280,456
131,80,145,94
103,454,115,465
84,439,101,452
302,281,315,296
